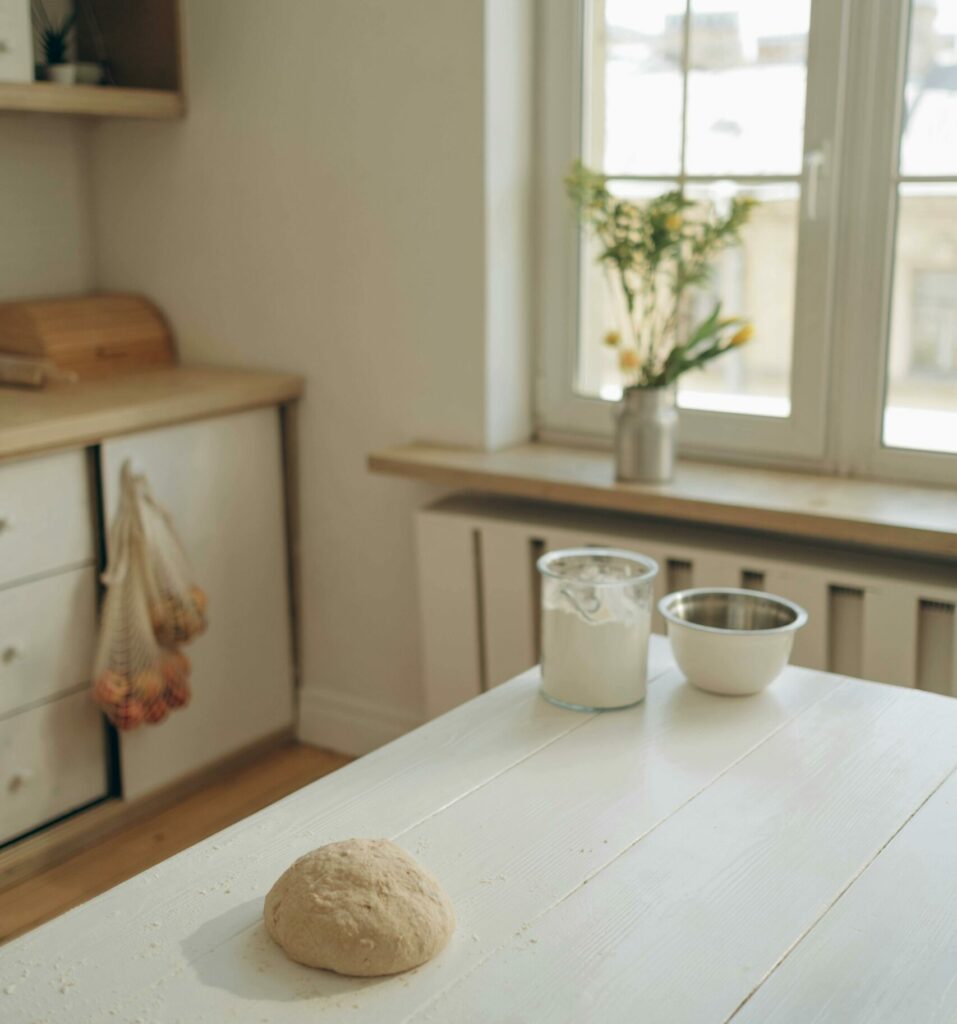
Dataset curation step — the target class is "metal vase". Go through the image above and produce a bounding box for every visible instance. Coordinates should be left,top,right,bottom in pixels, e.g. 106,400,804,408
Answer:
614,385,678,483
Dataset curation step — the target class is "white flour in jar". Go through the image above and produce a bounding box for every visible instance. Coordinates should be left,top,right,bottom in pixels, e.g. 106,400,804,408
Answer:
541,597,651,709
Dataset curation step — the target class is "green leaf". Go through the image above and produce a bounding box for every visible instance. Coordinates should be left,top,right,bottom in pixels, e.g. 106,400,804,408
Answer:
678,302,724,351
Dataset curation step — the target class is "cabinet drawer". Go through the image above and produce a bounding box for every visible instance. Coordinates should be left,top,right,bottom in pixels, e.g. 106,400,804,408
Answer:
0,451,94,587
0,567,98,718
0,691,107,845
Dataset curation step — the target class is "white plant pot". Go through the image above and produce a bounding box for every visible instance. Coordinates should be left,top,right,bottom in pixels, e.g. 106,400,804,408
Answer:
75,62,103,85
47,63,78,85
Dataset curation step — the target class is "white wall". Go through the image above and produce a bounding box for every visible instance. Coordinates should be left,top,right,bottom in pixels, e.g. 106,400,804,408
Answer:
0,115,93,300
88,0,534,751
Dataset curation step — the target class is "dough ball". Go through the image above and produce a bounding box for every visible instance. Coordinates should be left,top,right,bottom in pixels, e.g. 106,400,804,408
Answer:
264,838,455,977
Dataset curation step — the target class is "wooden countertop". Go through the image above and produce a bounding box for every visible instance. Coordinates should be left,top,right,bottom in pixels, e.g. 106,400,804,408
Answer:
7,638,957,1021
0,365,303,462
369,442,957,560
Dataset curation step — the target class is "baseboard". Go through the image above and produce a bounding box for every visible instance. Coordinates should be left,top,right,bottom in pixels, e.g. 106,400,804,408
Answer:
297,686,422,756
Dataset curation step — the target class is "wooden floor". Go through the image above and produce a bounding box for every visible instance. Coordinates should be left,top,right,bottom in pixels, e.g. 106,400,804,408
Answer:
0,742,350,944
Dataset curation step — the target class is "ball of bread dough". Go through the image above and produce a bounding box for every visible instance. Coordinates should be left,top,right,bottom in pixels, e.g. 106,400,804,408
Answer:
264,838,455,977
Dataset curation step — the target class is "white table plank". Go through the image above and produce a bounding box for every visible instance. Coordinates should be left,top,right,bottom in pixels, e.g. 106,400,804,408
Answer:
732,767,957,1024
410,681,957,1024
106,662,836,1022
4,638,956,1024
0,653,660,1022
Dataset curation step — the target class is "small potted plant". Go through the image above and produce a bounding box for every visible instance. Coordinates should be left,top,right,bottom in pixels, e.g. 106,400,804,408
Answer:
33,1,77,84
566,163,757,483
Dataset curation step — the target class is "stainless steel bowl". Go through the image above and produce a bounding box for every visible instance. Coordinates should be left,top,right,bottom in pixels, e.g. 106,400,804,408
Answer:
659,588,807,695
661,588,806,634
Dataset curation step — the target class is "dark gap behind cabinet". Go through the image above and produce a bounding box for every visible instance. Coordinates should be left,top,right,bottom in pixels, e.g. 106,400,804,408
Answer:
529,538,545,663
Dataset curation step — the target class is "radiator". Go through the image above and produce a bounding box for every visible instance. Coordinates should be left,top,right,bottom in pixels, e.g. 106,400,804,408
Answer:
415,495,957,717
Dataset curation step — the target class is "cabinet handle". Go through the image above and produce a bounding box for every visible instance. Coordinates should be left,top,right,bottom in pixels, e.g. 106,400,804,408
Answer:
8,769,34,792
0,515,9,534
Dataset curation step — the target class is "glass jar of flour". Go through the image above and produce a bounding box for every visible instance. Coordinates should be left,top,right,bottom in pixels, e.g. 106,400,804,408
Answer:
537,547,658,711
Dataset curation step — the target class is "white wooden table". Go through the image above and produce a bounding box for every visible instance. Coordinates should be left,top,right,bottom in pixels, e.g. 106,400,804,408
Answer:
5,636,957,1023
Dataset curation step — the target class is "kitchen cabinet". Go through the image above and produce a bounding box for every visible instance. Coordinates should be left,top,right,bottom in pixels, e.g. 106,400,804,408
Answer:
100,408,295,799
0,366,301,850
0,566,98,718
0,450,106,844
0,691,107,846
0,449,94,587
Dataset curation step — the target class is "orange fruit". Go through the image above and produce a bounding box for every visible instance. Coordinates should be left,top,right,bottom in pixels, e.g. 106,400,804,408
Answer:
92,671,129,706
150,601,171,631
161,649,191,686
112,698,146,730
165,677,191,709
143,698,170,724
131,668,164,703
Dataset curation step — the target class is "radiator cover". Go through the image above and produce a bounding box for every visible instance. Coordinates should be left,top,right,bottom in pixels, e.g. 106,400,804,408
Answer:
415,496,957,718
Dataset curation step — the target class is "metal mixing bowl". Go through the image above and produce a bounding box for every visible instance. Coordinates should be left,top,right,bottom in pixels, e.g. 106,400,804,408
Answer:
659,588,808,695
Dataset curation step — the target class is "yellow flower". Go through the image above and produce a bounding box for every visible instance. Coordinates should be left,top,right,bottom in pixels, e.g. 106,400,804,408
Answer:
618,348,641,371
665,213,683,232
603,330,622,348
729,323,754,347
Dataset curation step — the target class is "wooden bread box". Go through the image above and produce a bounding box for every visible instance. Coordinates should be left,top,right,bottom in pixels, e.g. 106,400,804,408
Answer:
0,294,176,379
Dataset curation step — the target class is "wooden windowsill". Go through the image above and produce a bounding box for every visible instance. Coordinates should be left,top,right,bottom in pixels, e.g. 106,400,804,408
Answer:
368,442,957,561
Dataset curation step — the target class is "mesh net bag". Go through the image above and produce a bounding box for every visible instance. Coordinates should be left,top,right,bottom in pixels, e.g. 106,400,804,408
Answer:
137,477,208,646
91,464,193,730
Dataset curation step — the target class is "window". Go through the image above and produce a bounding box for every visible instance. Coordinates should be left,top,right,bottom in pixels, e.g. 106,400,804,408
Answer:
884,1,957,456
581,1,811,418
538,0,957,482
910,270,957,375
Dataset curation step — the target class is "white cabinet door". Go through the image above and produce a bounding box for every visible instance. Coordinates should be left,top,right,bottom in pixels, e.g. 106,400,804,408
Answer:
100,408,295,800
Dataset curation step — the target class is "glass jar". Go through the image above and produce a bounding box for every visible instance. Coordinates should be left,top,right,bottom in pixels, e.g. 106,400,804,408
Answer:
537,547,658,711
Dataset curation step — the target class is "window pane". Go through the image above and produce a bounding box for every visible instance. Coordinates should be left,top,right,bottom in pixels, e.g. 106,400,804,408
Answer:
900,0,957,176
883,185,957,454
575,180,796,417
685,0,811,176
595,0,686,175
679,182,796,415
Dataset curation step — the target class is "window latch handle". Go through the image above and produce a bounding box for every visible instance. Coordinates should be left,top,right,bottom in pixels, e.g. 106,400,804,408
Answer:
804,147,828,222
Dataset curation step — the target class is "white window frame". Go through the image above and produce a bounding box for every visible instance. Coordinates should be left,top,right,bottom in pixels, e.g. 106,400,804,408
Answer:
536,0,957,485
831,0,957,486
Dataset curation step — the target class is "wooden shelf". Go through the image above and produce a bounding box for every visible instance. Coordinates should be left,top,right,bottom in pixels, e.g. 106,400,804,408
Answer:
0,81,183,119
369,442,957,561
